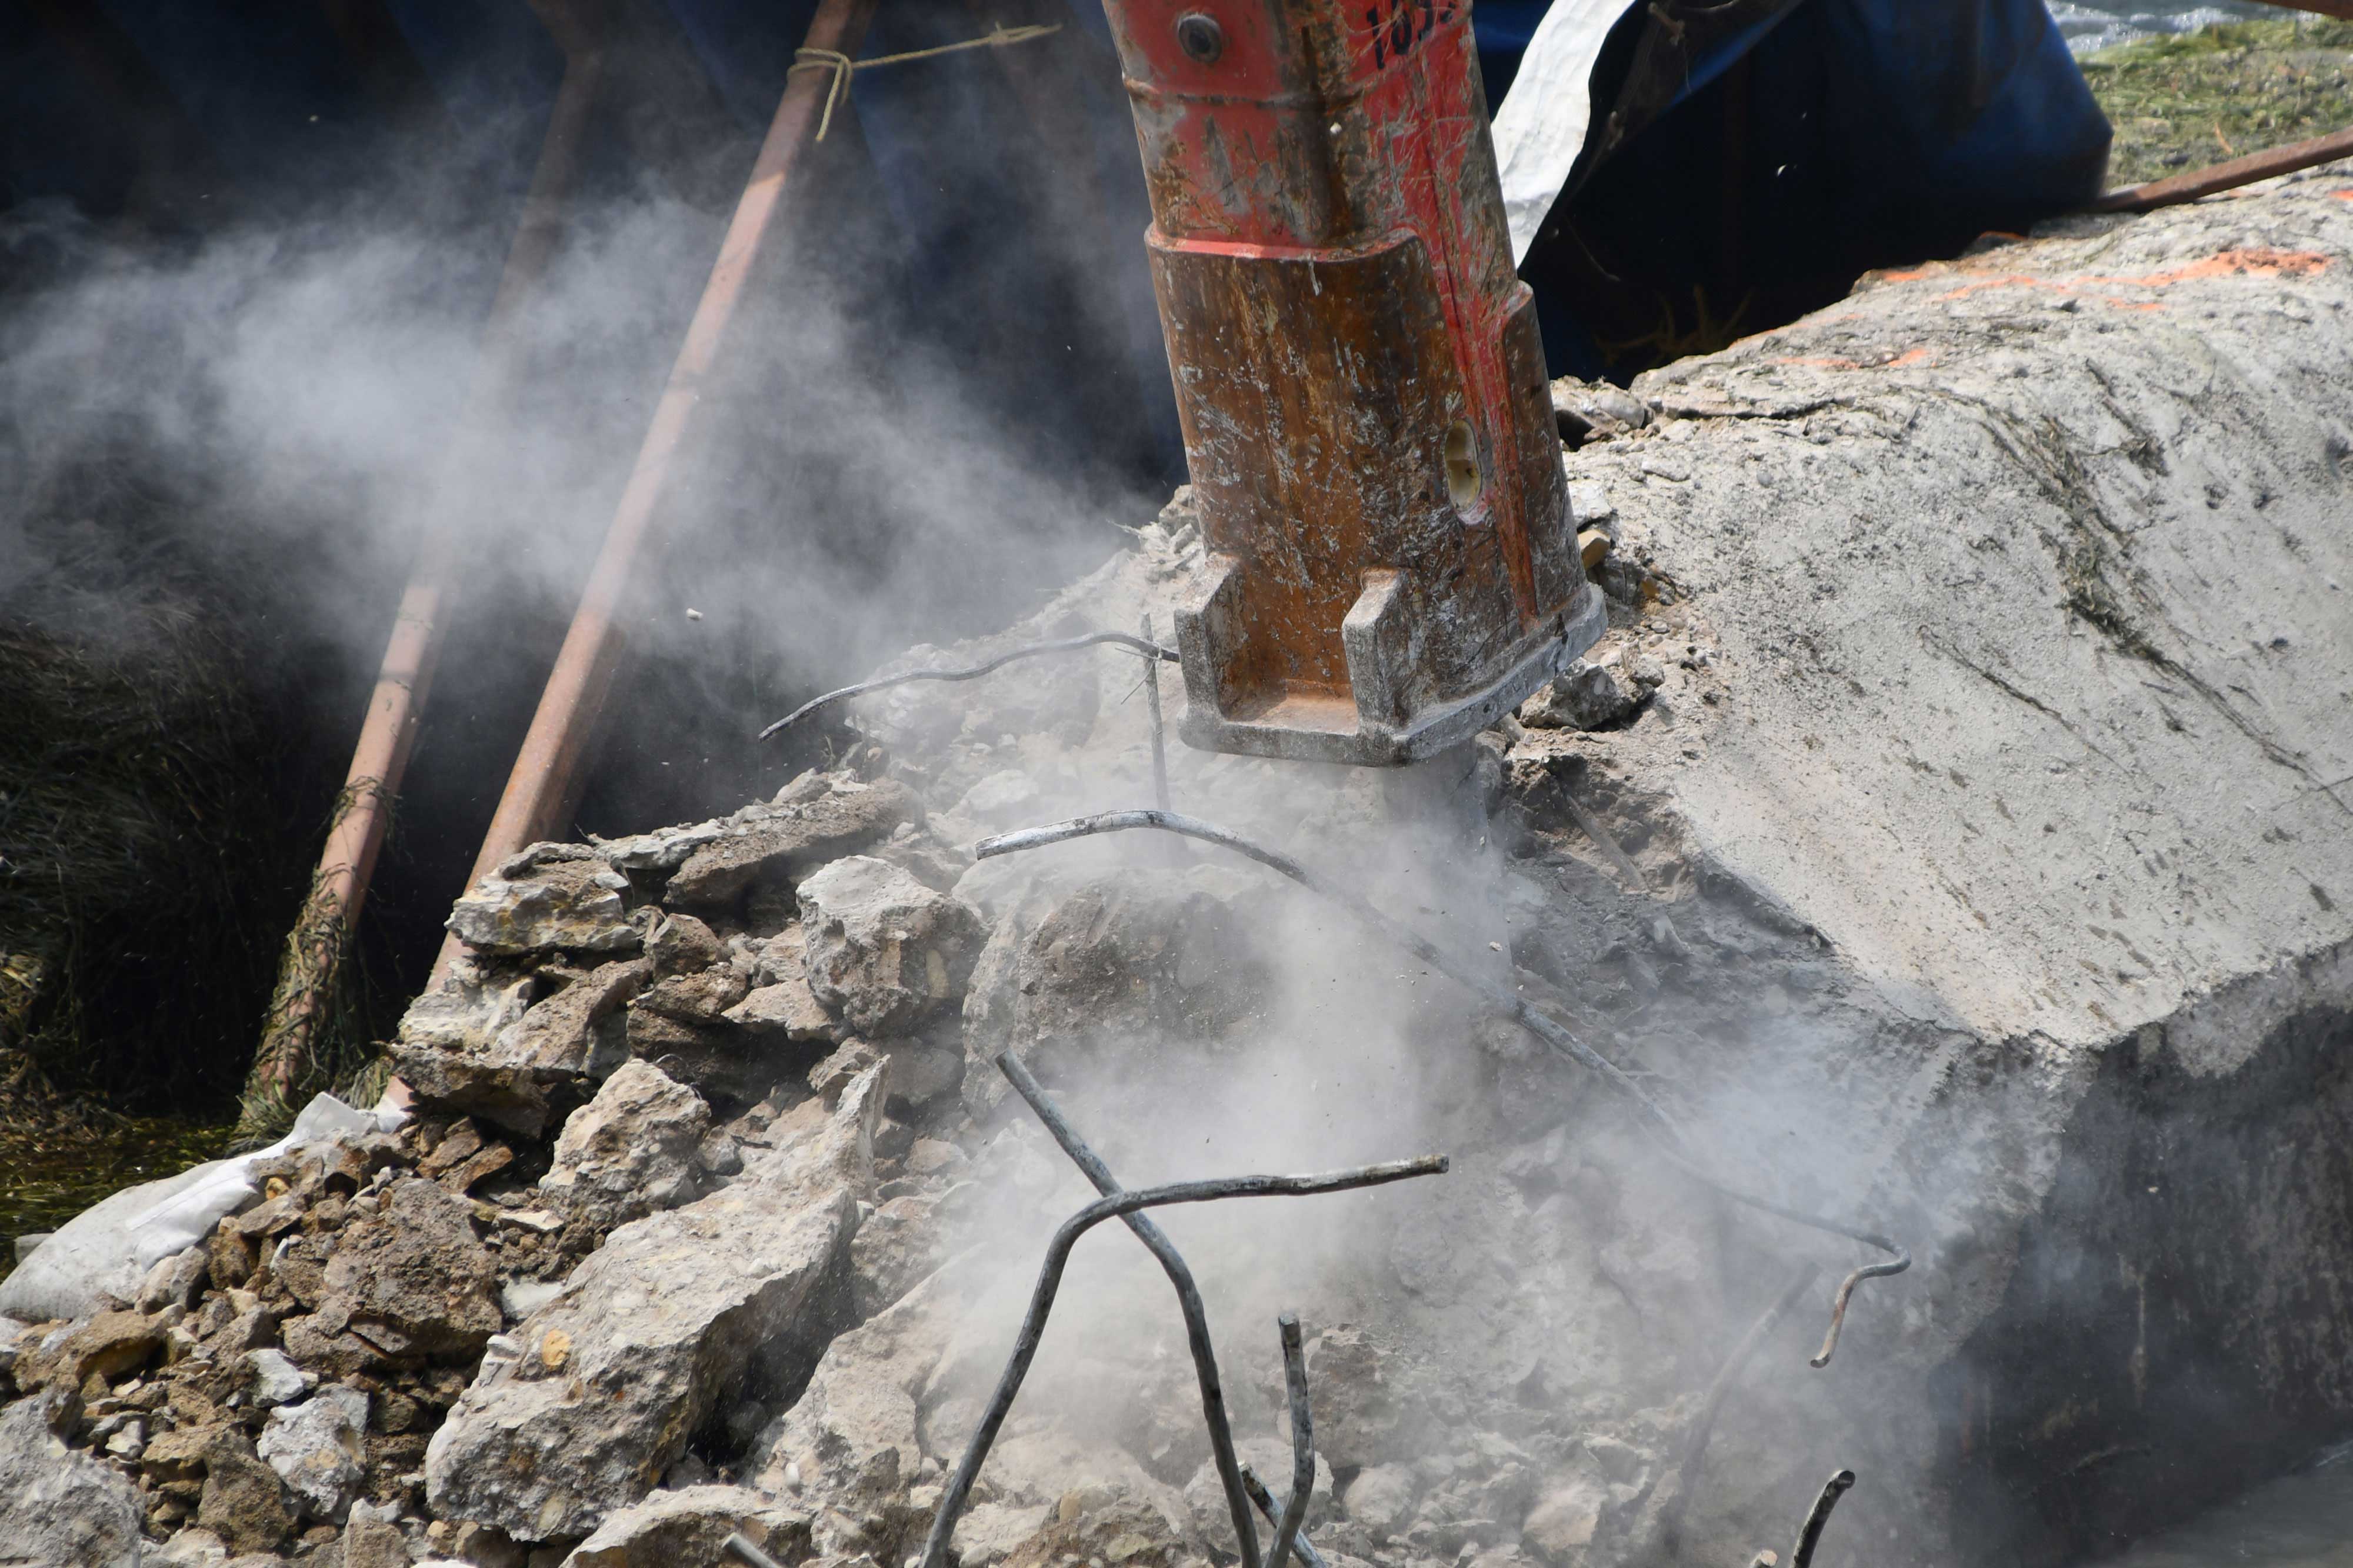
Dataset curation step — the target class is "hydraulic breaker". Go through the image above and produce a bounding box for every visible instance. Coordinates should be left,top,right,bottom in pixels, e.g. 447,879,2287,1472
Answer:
1106,0,1604,764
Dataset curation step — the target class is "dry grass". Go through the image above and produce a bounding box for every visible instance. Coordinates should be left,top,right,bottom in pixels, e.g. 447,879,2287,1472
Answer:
2081,17,2353,188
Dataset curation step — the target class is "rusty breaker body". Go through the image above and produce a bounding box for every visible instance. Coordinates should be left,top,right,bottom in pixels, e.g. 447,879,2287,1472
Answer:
1106,0,1604,765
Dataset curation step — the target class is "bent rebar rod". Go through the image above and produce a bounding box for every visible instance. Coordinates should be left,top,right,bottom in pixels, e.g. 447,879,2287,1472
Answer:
722,1533,785,1568
1655,1261,1824,1556
1240,1464,1332,1568
1267,1313,1316,1568
916,1157,1449,1568
758,632,1176,740
1790,1469,1857,1568
996,1049,1263,1568
973,808,1911,1366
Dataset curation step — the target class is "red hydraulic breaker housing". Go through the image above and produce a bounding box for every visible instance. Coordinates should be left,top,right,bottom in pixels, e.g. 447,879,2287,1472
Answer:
1106,0,1604,765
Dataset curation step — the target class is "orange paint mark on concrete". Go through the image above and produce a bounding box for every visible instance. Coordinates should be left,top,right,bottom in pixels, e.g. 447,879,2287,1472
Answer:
1773,345,1937,371
1882,246,2328,303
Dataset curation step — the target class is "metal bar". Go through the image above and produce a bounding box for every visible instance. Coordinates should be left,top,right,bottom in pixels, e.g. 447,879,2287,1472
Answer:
242,14,606,1117
972,808,1911,1365
2245,0,2353,19
756,632,1176,742
2092,124,2353,213
1654,1262,1822,1556
1239,1464,1332,1568
1264,1313,1315,1568
917,1157,1449,1568
438,0,881,983
722,1532,785,1568
1789,1469,1857,1568
1142,615,1171,816
996,1050,1261,1568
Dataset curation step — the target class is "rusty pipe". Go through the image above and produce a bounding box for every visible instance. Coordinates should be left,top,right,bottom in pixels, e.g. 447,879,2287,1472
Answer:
434,0,880,986
2245,0,2353,19
244,19,606,1118
2092,125,2353,214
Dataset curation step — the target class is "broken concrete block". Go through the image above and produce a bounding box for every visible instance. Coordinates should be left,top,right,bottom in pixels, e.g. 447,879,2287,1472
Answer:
959,869,1271,1115
665,779,921,909
539,1059,709,1227
242,1347,316,1407
396,959,651,1137
1521,1474,1608,1564
621,1003,776,1102
341,1513,410,1568
849,1193,948,1319
634,964,750,1026
724,977,838,1042
424,1067,885,1542
196,1426,296,1555
1305,1325,1405,1470
644,911,725,975
590,819,726,874
559,1484,811,1568
0,1393,144,1568
138,1245,211,1313
1343,1463,1421,1540
256,1384,368,1522
314,1177,501,1361
808,1039,881,1103
748,1253,962,1562
13,1308,162,1394
446,843,639,956
798,856,984,1036
1519,661,1635,731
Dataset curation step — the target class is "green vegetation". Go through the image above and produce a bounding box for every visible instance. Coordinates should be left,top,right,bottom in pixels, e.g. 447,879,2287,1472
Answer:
0,1106,235,1284
2080,16,2353,189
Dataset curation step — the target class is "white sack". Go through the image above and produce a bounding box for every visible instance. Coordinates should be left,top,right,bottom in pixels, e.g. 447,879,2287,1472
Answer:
1491,0,1638,265
0,1092,397,1325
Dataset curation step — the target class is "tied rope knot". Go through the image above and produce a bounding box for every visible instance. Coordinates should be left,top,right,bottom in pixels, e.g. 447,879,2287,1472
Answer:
789,22,1061,141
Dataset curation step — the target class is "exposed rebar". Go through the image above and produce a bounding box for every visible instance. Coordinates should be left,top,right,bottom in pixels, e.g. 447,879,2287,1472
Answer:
1142,615,1172,815
1811,1253,1912,1368
1651,1260,1824,1556
1790,1469,1857,1568
758,632,1178,740
1266,1313,1317,1568
722,1531,785,1568
1240,1463,1332,1568
972,808,1911,1366
996,1049,1261,1568
917,1156,1448,1568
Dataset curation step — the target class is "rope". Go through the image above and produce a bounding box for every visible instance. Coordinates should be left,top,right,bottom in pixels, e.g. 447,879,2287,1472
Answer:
789,22,1062,141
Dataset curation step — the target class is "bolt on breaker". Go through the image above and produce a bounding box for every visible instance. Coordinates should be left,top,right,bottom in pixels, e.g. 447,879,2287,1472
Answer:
1107,0,1604,765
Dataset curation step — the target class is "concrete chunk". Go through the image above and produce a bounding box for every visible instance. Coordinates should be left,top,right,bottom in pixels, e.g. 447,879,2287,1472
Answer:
797,856,984,1037
666,779,921,909
425,1067,886,1542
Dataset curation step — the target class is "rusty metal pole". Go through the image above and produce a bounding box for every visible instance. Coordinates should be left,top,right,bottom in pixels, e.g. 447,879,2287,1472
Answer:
2245,0,2353,19
432,0,879,985
2093,124,2353,213
241,12,606,1122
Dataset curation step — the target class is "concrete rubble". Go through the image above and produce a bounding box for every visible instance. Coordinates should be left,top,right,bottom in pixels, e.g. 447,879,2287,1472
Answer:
2,170,2351,1568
